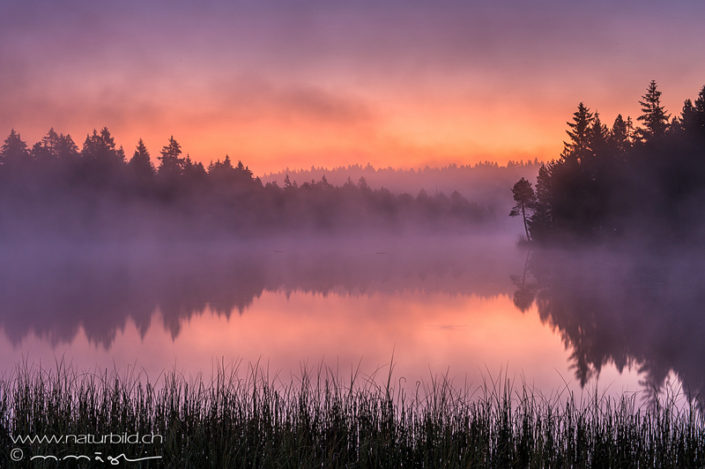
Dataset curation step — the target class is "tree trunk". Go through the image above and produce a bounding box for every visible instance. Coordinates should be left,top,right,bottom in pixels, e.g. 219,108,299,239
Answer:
521,204,531,241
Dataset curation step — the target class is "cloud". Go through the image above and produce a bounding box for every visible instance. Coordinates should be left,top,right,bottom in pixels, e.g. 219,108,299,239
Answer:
277,85,370,123
186,75,375,127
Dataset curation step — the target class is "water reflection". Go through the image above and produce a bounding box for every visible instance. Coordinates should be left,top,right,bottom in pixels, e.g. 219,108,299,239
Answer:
1,236,698,405
515,246,705,408
0,235,518,347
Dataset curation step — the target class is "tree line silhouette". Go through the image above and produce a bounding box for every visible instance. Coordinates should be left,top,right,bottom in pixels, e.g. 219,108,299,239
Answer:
0,129,489,240
265,161,540,214
512,81,705,243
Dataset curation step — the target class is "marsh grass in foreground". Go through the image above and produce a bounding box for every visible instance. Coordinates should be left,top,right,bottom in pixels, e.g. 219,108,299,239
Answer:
0,362,703,468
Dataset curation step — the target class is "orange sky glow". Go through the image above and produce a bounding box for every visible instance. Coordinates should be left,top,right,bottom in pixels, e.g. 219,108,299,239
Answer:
2,1,704,175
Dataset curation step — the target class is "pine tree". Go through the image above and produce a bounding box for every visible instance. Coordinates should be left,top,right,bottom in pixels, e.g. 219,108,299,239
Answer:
82,127,122,163
235,160,253,180
0,129,29,166
609,114,631,154
509,177,536,241
675,99,696,135
31,128,61,160
587,112,609,157
182,154,207,182
694,85,705,133
129,139,154,178
637,80,670,141
562,102,594,161
626,116,635,143
100,127,116,150
158,136,184,176
56,134,79,160
529,163,554,240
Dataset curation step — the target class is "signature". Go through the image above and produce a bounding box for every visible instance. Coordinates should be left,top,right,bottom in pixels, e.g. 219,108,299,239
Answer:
10,448,162,465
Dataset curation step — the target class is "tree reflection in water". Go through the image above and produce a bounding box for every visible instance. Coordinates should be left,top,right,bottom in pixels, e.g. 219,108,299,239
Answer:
514,246,705,410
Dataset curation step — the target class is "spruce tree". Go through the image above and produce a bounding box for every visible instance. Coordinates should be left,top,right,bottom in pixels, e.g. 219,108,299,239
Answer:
587,112,609,157
0,129,29,166
676,99,696,135
562,102,594,161
158,136,184,176
637,80,670,141
609,114,631,154
694,85,705,133
129,139,154,177
56,134,79,160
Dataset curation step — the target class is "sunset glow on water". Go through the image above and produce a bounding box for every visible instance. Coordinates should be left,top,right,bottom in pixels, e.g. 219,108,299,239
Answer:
0,286,645,401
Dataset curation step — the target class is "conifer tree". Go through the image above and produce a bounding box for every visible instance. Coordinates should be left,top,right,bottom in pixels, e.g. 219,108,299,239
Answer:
129,139,154,177
510,177,536,241
609,114,631,154
56,134,79,160
562,102,594,161
82,127,122,162
0,129,30,168
587,112,609,157
32,128,61,160
158,136,184,176
637,80,670,141
694,85,705,133
675,99,696,135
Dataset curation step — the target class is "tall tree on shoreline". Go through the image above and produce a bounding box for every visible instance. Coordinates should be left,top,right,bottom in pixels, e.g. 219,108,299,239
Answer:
562,102,594,163
510,177,536,241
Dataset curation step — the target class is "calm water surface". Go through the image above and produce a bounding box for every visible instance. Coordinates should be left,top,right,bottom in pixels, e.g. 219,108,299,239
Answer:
0,234,697,406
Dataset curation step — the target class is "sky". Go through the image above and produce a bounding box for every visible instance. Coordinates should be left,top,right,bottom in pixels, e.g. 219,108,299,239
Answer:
1,0,704,174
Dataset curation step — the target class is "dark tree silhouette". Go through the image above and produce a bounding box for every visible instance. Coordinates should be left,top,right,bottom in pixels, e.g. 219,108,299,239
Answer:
608,114,631,154
512,81,705,244
130,139,153,174
0,129,29,166
509,178,535,240
637,80,670,141
31,128,61,161
0,128,491,241
587,112,609,158
128,139,155,193
695,86,705,133
158,135,184,177
562,102,594,162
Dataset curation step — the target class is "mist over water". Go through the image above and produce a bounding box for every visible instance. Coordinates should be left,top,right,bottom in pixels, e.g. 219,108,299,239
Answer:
0,233,519,346
1,231,700,408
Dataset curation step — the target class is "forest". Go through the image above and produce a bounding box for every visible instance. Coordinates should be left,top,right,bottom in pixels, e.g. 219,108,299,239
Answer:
512,81,705,244
264,160,540,213
0,130,489,241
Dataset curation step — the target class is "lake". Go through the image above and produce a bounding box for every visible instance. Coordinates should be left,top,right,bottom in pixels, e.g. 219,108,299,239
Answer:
0,233,696,408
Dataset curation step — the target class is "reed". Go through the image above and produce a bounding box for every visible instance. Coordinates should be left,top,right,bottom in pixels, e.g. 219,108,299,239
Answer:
0,362,702,468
